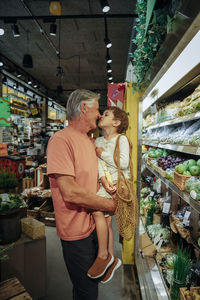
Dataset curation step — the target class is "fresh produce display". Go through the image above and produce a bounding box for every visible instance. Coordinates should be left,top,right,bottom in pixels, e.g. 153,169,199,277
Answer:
143,84,200,128
181,288,200,300
158,154,184,171
185,177,200,200
0,193,26,211
165,253,177,269
148,148,169,159
170,246,192,300
175,159,200,176
147,224,170,246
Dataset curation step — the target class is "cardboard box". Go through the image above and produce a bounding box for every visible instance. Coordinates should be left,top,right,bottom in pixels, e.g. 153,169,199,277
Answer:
139,232,156,257
21,217,45,239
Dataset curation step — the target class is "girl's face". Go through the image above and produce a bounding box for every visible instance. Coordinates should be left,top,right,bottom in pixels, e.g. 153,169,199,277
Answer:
98,109,115,128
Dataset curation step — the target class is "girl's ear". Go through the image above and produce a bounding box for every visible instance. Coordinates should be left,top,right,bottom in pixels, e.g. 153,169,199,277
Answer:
113,119,121,128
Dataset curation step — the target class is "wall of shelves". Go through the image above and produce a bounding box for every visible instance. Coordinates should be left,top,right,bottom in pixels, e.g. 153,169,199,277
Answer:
136,13,200,300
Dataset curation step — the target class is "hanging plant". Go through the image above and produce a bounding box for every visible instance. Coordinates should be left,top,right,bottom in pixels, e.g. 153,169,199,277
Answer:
130,0,183,92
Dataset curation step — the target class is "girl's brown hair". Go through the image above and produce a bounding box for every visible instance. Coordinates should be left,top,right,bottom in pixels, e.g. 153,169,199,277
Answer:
106,106,129,133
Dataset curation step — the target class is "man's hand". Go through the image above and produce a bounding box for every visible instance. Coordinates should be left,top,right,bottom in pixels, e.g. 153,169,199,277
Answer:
95,147,104,158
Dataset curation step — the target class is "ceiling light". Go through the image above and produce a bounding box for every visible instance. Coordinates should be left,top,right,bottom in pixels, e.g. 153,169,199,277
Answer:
33,82,38,88
50,23,57,36
0,57,3,67
12,24,20,37
104,37,112,48
0,28,4,35
28,78,32,85
108,75,113,80
106,55,112,64
23,54,33,68
99,0,110,13
16,71,21,78
107,64,112,73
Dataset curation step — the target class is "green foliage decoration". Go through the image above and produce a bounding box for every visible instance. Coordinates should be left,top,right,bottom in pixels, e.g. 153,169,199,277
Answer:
0,170,18,190
130,0,182,92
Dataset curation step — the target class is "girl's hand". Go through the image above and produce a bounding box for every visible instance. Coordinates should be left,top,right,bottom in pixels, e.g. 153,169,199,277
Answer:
101,176,117,194
95,147,104,158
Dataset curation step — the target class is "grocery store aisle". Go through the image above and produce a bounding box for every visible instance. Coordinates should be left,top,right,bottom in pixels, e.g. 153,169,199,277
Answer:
41,222,140,300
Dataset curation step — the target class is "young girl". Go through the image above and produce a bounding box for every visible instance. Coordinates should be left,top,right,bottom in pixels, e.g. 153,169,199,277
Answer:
87,106,130,283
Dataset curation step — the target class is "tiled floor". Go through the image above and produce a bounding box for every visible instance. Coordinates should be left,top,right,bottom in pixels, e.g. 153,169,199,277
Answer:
42,222,141,300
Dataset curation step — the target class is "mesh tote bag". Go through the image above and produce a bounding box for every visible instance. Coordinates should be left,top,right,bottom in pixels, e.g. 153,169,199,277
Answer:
113,134,138,240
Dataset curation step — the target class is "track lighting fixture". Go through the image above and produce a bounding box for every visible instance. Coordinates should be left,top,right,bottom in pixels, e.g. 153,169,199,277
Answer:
0,56,3,67
12,24,20,37
23,54,33,68
107,64,112,73
57,85,63,95
104,14,112,48
13,82,19,90
104,37,112,48
28,78,32,85
108,75,113,80
50,23,57,36
16,71,22,78
0,28,4,36
33,82,38,88
99,0,110,13
106,50,112,64
23,30,33,68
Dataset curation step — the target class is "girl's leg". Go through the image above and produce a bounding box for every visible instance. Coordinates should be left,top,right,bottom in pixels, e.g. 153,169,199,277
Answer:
92,211,108,259
106,216,114,256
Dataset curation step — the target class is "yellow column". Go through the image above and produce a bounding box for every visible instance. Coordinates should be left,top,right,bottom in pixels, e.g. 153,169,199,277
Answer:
122,82,144,264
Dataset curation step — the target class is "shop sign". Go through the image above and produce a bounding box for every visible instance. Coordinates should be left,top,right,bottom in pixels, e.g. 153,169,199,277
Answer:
107,83,125,108
0,96,11,127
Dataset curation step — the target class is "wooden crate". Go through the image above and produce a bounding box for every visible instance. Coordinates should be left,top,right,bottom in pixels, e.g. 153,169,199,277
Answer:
180,287,200,300
22,178,35,190
0,277,32,300
147,157,156,165
21,217,45,239
173,171,191,191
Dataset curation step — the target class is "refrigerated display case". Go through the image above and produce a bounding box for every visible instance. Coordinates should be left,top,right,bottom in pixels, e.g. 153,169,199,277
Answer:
135,13,200,300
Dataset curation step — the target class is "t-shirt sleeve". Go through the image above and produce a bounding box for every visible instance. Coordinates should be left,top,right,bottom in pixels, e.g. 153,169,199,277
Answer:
47,135,75,177
101,135,130,169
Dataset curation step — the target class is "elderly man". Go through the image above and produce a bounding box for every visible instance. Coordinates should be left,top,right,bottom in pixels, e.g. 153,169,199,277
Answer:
47,89,116,300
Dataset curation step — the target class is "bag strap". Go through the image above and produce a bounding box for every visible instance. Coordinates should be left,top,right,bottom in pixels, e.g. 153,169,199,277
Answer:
113,134,133,182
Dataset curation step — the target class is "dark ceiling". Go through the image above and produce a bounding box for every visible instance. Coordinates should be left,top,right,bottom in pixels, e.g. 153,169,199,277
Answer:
0,0,137,109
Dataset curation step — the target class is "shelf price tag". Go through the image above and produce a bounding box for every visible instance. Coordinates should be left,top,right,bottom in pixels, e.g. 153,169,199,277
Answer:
153,232,161,245
162,203,171,214
157,239,163,250
183,211,191,226
150,191,155,197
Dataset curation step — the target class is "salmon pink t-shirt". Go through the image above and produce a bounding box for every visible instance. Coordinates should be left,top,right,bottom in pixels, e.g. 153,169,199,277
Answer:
47,126,98,241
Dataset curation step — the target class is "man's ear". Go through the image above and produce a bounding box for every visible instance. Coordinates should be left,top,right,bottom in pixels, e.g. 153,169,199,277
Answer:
113,119,121,128
80,102,88,114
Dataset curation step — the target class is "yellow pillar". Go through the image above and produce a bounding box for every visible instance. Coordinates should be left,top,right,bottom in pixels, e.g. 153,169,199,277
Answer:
122,82,144,264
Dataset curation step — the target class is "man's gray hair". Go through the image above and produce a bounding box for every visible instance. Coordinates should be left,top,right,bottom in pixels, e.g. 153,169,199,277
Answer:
66,89,100,121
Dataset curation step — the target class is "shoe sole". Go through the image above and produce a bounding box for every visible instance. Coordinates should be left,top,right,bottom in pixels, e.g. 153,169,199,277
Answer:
87,255,114,279
101,258,122,284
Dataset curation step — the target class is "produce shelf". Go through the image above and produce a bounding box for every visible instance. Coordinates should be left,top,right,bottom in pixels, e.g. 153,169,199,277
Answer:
153,255,171,300
144,162,200,214
136,219,170,300
143,111,200,130
142,141,200,156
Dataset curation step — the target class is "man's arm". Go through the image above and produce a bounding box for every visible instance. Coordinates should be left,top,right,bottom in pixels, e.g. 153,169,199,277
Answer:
55,174,116,213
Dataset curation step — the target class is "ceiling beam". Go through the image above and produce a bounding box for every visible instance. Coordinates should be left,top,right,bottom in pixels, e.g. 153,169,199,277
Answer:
1,14,137,22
